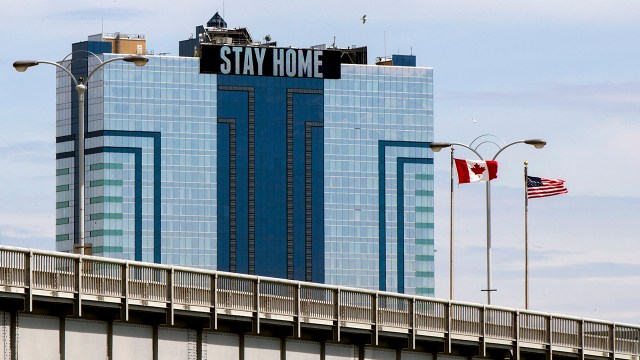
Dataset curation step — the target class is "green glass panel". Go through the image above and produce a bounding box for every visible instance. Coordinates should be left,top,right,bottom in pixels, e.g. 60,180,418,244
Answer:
56,234,69,241
90,213,124,220
90,179,123,187
90,163,123,171
415,206,434,212
56,168,70,176
56,185,70,192
415,222,434,229
93,246,124,253
90,229,123,237
56,218,70,225
56,201,70,209
415,174,434,180
416,288,435,296
416,271,435,278
90,196,123,204
415,255,434,261
415,190,434,196
415,239,434,245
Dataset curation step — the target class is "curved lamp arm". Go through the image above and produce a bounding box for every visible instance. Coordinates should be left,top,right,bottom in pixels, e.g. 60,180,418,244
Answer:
61,50,103,66
430,141,484,160
492,139,546,160
13,60,79,87
470,133,506,148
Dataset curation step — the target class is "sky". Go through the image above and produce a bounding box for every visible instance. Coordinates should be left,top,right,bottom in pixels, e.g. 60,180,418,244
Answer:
1,0,640,323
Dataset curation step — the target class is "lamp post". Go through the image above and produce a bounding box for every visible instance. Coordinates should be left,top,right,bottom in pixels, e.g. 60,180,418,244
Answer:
14,54,148,255
430,137,546,304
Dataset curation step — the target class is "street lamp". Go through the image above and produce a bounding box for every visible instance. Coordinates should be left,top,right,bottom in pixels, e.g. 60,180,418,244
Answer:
430,136,546,304
13,53,148,255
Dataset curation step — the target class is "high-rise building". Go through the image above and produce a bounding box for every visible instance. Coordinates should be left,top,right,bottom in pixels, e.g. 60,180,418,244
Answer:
55,14,434,295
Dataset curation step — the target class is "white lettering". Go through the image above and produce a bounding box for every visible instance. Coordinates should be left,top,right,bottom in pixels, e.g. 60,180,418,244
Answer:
232,47,243,75
313,51,323,78
285,49,297,77
298,50,312,78
214,46,334,78
243,49,254,75
254,48,266,76
220,46,232,74
273,49,285,76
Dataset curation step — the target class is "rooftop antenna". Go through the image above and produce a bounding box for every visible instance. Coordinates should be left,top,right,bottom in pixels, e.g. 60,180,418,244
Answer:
223,0,225,19
101,17,104,36
332,36,336,48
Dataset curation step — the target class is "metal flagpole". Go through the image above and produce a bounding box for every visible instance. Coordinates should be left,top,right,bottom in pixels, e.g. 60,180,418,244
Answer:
450,147,455,300
524,161,529,309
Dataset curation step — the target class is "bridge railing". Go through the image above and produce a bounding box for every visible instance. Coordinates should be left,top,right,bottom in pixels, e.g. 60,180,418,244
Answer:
0,245,638,357
82,258,123,298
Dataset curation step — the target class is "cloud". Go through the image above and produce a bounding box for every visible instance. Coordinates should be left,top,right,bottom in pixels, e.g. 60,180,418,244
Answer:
51,7,144,22
442,81,640,114
405,0,640,25
0,141,53,162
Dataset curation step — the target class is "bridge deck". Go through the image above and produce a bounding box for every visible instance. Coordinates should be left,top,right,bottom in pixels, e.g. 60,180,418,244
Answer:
0,245,637,359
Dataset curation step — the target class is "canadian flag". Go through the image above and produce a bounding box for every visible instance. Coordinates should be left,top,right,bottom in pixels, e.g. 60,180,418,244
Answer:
454,159,498,184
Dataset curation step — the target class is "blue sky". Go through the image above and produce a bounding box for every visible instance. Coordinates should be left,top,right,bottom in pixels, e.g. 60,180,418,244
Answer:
1,1,639,323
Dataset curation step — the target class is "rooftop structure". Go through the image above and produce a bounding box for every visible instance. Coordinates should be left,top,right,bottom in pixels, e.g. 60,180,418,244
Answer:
88,32,148,55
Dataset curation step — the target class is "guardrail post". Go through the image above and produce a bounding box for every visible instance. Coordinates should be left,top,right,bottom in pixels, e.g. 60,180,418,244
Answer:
167,267,174,326
579,319,585,360
296,283,301,338
514,311,520,360
410,297,416,350
25,251,33,312
121,262,129,322
334,287,341,342
633,329,640,359
547,314,553,360
446,301,452,354
254,278,260,334
480,306,487,357
611,323,616,360
210,273,217,330
373,293,379,346
75,256,82,317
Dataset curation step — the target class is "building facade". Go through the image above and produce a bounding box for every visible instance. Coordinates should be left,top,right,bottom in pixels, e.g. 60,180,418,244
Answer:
55,16,434,295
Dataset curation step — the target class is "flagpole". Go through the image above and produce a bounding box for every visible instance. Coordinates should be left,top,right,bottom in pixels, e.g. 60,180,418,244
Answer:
524,161,529,309
450,147,455,300
430,138,546,305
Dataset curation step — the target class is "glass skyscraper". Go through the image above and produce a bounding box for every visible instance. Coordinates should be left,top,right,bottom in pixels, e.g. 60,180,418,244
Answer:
55,17,434,295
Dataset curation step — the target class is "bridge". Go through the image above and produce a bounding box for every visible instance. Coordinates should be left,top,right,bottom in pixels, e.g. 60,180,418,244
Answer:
0,245,637,360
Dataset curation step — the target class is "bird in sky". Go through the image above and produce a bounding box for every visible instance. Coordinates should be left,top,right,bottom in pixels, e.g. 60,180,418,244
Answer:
361,15,367,24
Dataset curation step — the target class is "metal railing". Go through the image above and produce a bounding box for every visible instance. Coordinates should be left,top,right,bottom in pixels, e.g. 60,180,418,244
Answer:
0,245,638,357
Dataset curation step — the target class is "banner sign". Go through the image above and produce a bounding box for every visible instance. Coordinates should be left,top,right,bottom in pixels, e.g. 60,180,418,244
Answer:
200,45,341,79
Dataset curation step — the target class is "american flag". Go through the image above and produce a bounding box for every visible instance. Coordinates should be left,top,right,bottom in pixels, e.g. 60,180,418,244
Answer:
527,176,568,199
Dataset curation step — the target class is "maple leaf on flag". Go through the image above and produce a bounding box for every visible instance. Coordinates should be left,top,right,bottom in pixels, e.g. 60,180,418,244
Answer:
454,158,498,183
470,163,486,175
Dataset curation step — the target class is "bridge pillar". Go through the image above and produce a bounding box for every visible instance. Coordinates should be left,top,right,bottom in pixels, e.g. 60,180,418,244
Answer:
152,324,159,360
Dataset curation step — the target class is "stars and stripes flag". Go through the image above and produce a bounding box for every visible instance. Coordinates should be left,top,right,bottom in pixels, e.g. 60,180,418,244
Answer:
526,176,568,199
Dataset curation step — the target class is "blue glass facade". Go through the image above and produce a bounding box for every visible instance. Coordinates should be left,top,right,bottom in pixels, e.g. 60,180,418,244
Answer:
56,44,434,295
